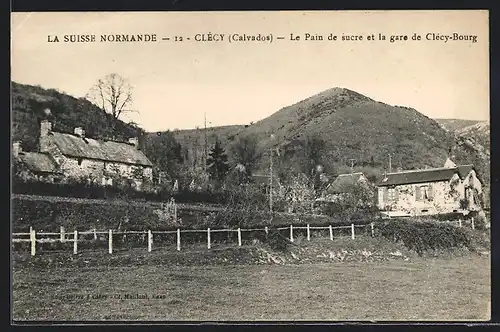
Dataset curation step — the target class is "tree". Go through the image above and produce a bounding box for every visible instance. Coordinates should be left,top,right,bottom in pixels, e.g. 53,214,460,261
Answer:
323,181,378,222
229,134,259,180
207,139,230,185
85,73,135,133
273,173,316,214
299,135,326,178
143,131,183,182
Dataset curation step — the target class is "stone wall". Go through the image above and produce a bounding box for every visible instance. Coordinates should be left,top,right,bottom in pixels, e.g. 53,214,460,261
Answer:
379,178,467,216
60,156,153,186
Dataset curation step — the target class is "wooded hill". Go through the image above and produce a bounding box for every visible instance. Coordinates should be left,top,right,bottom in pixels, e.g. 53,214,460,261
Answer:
11,81,143,152
11,81,490,192
167,88,490,184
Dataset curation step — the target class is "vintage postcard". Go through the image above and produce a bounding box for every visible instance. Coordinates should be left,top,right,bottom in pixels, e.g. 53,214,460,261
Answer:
11,10,490,322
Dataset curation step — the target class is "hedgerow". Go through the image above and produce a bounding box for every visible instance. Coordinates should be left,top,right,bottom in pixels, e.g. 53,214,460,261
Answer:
376,219,473,255
12,196,374,233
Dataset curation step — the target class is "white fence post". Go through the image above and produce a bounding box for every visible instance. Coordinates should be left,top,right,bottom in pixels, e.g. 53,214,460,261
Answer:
73,230,78,255
60,226,65,243
265,226,268,235
93,228,97,240
329,225,333,241
177,228,181,251
351,223,355,240
459,219,462,228
207,228,211,249
371,222,375,237
30,228,36,256
290,225,294,242
148,230,152,252
237,228,242,247
471,217,475,230
307,224,310,241
108,229,113,254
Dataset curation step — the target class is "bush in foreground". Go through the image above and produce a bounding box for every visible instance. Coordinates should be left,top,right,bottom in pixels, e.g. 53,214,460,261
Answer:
376,219,473,255
264,228,290,251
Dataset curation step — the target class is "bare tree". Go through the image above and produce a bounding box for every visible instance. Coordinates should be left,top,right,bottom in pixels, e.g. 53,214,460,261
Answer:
85,73,136,132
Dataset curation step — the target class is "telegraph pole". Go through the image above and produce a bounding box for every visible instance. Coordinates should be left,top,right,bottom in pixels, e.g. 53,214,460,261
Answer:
388,154,392,173
269,148,273,214
269,134,276,215
204,113,208,172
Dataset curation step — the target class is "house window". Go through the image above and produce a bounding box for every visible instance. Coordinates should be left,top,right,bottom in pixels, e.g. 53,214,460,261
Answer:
388,188,396,201
416,185,433,201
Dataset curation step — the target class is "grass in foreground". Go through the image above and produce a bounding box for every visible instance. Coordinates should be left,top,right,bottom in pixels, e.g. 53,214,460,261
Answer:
12,254,490,321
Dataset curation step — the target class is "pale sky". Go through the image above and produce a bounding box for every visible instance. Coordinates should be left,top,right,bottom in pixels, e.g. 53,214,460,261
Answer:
11,10,489,132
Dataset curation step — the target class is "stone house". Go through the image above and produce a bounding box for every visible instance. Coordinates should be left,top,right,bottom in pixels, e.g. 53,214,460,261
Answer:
14,120,154,190
376,159,483,217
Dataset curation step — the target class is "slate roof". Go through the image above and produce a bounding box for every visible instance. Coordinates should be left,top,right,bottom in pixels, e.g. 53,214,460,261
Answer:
47,132,153,167
325,172,367,194
377,165,474,187
18,152,60,174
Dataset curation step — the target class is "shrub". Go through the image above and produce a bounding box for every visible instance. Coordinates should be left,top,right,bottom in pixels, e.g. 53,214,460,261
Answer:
264,228,290,251
12,178,228,204
376,219,473,255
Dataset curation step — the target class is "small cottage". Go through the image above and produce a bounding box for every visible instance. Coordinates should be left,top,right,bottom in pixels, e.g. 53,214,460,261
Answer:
376,160,483,217
14,120,154,190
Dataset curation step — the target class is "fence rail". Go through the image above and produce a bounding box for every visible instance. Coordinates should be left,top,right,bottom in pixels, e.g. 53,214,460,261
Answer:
13,222,377,257
12,217,475,257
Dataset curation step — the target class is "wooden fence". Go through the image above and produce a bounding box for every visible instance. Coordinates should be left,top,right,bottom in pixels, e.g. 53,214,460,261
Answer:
12,217,476,257
13,223,375,257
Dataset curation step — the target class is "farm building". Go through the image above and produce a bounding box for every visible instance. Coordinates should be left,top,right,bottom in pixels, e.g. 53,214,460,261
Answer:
376,159,483,217
13,120,154,190
12,141,64,183
315,172,372,203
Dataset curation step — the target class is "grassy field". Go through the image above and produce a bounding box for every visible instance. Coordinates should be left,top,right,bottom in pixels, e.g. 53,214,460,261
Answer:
12,252,490,322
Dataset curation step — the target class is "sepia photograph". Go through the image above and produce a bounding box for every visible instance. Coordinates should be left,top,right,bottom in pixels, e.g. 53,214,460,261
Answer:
11,10,490,322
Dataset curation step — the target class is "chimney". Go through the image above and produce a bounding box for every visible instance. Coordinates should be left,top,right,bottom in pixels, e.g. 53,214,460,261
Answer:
128,137,139,148
40,120,52,138
12,141,22,158
74,127,85,138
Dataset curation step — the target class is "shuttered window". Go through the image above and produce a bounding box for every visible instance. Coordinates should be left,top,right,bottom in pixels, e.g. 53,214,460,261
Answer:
378,188,384,205
388,188,396,201
416,185,430,201
428,186,434,201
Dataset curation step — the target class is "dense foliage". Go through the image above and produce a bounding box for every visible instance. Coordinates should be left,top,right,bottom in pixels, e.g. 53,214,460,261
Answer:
264,228,290,251
376,219,473,255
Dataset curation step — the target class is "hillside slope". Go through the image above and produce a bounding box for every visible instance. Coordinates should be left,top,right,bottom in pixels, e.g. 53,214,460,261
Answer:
434,118,483,132
169,88,458,172
11,81,141,151
456,121,490,151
